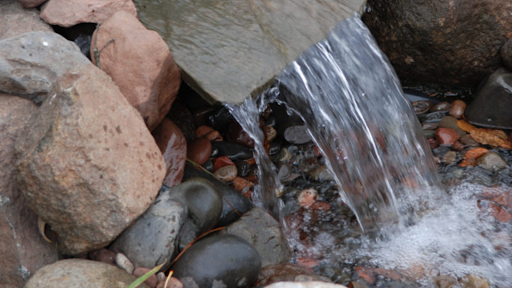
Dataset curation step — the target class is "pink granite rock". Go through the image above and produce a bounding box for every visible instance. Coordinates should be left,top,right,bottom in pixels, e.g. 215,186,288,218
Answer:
1,0,52,40
40,0,137,27
18,0,47,8
91,11,181,131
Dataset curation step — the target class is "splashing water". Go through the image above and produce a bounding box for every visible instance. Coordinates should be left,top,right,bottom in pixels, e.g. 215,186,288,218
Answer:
229,16,512,286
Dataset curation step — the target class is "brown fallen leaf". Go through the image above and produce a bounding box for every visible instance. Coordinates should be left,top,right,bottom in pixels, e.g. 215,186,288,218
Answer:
470,128,512,149
457,120,477,133
460,147,490,167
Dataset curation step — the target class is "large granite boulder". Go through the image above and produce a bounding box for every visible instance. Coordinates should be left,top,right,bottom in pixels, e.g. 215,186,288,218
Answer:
0,95,58,288
4,32,165,255
133,0,366,103
362,0,512,87
0,0,52,40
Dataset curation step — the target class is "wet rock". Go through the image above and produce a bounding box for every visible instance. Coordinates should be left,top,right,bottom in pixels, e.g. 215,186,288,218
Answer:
172,234,261,288
221,207,290,267
0,0,52,40
110,189,187,269
88,248,116,266
257,263,331,286
465,68,512,129
309,165,334,182
419,111,447,123
14,33,165,255
264,282,346,288
91,11,181,131
502,38,512,70
0,32,90,104
429,102,451,113
196,125,215,138
187,137,212,166
460,134,480,147
264,125,278,142
153,118,187,187
115,253,134,274
428,137,439,149
183,162,254,227
411,100,432,114
448,100,467,119
212,141,253,161
156,277,183,288
435,128,460,146
0,95,57,288
459,275,489,288
434,275,457,288
362,0,512,87
213,156,236,171
227,120,255,148
232,177,255,193
422,122,438,130
423,130,435,139
438,116,467,137
169,101,196,142
40,0,137,28
441,151,457,165
23,259,149,288
134,0,365,103
284,125,312,144
214,165,238,183
477,152,507,171
134,267,159,288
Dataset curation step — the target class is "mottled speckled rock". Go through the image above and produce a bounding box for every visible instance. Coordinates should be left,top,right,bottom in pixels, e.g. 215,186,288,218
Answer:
133,0,366,103
264,282,347,288
23,259,150,288
221,207,290,267
14,32,165,255
172,234,261,288
1,0,52,39
0,95,58,288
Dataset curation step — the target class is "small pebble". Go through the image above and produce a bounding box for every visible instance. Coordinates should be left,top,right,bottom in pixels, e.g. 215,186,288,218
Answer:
115,253,134,274
422,122,438,130
448,99,467,119
412,100,432,114
264,125,277,142
435,127,460,146
298,188,317,208
214,165,238,182
451,140,464,151
428,137,439,149
460,134,479,147
88,248,116,265
477,152,507,171
430,101,451,112
232,177,254,192
205,130,223,141
196,125,215,138
441,151,457,165
187,137,212,165
213,156,235,171
133,267,158,288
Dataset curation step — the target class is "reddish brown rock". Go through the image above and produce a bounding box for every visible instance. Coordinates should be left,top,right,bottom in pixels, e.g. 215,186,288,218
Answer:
213,165,238,183
1,0,52,40
232,177,254,192
18,0,47,8
91,11,181,131
449,100,467,119
451,140,464,151
134,267,158,288
88,248,116,266
435,128,460,146
40,0,137,27
187,137,212,166
156,277,183,288
362,0,512,87
226,120,255,148
213,156,235,171
16,63,165,255
0,95,57,288
153,118,187,187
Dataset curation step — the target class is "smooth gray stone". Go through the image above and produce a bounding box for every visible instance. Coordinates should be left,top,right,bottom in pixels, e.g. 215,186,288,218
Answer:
133,0,366,104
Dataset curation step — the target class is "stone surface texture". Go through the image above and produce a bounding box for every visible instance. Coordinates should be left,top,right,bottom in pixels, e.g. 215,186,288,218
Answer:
1,0,52,40
221,207,290,267
153,118,187,187
0,95,58,288
10,32,165,255
91,11,181,131
133,0,366,103
362,0,512,87
110,189,187,269
23,259,150,288
0,32,90,104
40,0,137,27
18,0,47,8
264,282,347,288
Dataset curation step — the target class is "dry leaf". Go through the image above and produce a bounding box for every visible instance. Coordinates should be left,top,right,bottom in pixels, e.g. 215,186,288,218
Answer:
460,147,489,167
457,120,477,133
470,128,512,149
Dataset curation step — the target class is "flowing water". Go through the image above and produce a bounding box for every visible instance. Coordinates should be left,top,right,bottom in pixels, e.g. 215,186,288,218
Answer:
229,16,512,287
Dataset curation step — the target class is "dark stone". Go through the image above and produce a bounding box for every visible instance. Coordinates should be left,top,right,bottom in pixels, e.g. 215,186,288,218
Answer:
51,23,96,58
209,106,234,131
226,120,255,148
168,101,196,142
172,234,261,288
220,207,290,267
183,162,254,227
438,116,467,138
465,68,512,129
362,0,512,87
211,141,253,161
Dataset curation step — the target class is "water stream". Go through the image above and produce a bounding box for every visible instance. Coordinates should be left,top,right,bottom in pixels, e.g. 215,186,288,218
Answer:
229,16,512,287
